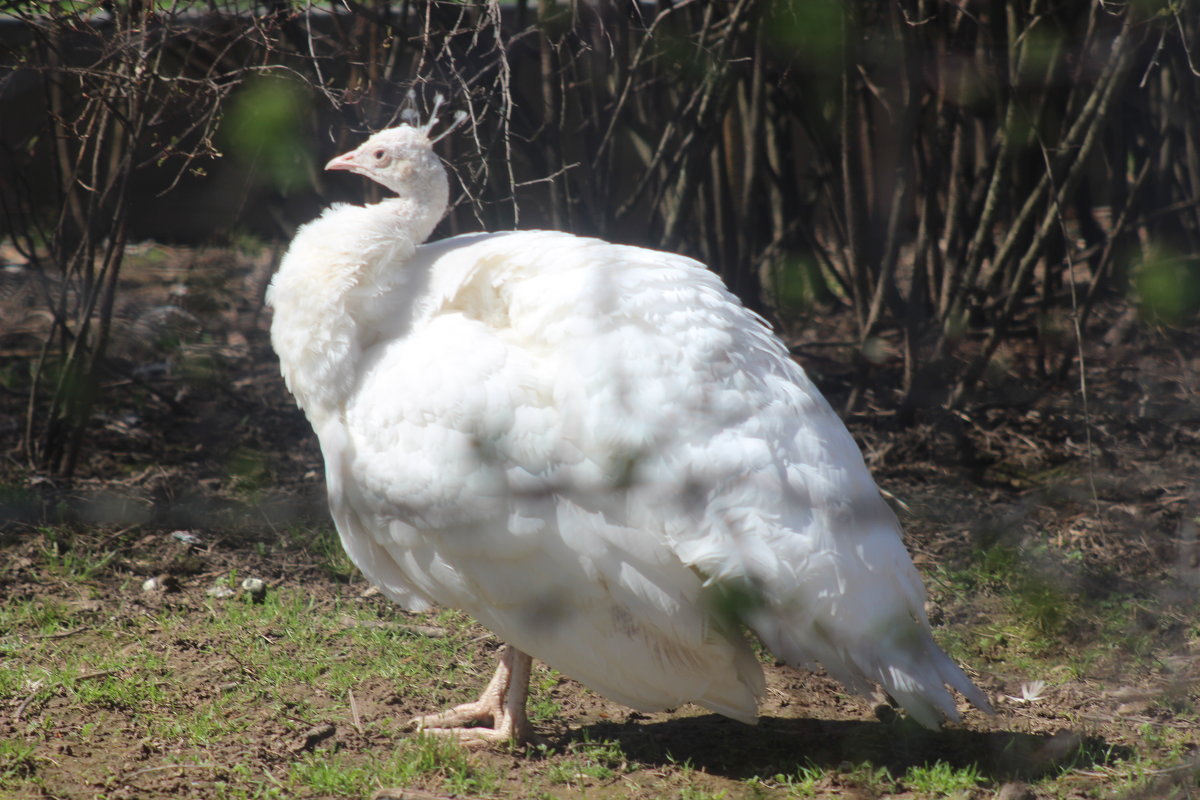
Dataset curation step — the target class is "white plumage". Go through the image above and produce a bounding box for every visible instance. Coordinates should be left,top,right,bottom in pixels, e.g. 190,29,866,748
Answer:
267,121,991,744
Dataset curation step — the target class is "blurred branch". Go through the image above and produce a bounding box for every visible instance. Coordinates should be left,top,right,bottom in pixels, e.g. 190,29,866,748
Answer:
5,0,1200,474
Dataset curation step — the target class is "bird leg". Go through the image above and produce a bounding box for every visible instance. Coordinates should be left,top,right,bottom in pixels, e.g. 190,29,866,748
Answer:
410,644,538,747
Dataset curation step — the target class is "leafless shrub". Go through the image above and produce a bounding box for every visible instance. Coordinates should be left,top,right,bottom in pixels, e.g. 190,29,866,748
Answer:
3,0,1198,474
1,1,331,474
273,0,1200,412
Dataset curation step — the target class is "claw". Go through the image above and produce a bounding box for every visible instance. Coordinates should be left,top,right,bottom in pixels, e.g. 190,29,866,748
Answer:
410,645,539,747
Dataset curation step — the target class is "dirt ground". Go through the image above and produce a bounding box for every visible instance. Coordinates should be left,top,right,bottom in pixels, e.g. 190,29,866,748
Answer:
1,243,1198,799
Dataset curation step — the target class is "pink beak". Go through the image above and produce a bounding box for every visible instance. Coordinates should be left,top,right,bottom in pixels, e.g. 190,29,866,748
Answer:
325,150,359,172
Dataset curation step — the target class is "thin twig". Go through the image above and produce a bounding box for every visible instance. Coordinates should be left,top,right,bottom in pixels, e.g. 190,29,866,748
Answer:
1036,139,1101,516
12,681,45,724
124,763,221,779
348,688,364,734
31,626,90,641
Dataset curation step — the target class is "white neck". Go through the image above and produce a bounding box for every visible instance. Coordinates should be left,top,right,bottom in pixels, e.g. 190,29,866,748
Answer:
267,195,442,423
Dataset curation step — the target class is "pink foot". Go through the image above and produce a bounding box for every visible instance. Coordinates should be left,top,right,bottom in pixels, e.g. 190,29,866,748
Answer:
411,645,539,747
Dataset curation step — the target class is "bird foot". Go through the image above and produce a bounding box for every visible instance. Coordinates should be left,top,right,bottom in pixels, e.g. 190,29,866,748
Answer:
409,645,539,748
411,701,538,748
412,699,495,730
415,719,539,749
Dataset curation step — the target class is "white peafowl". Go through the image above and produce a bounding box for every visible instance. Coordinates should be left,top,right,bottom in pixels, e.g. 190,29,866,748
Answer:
267,112,992,746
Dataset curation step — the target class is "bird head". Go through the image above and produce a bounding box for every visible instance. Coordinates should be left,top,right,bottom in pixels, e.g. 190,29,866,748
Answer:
325,124,448,202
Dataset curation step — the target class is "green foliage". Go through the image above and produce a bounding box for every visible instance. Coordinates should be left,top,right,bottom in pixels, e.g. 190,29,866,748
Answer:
0,597,73,638
150,695,254,746
213,764,286,800
69,660,169,710
221,76,313,193
227,446,272,494
764,0,844,70
288,752,376,796
765,256,829,320
845,762,895,795
1134,249,1200,325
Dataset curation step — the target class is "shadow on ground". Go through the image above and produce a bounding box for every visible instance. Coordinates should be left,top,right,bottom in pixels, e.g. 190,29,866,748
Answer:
573,713,1130,783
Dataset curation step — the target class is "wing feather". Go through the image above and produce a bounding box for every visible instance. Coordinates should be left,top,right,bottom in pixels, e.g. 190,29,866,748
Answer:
324,230,987,728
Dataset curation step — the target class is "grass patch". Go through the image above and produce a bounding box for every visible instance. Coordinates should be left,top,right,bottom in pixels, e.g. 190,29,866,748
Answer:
290,735,496,796
901,761,984,797
930,529,1194,675
2,521,1197,799
286,524,357,581
528,665,563,723
544,734,630,786
768,761,824,797
36,525,123,580
0,740,39,783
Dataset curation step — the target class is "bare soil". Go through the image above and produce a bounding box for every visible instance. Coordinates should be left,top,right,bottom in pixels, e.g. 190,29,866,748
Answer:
1,244,1198,799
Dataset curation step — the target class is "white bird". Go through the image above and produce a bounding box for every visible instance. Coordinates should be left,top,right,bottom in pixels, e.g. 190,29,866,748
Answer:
267,117,992,746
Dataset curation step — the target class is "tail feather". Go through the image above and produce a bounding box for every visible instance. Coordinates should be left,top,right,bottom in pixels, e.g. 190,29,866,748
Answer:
865,637,993,729
759,609,991,729
743,526,993,730
695,627,767,725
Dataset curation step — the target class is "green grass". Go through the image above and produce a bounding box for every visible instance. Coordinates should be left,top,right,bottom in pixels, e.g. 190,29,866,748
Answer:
0,740,39,784
841,763,894,796
932,531,1164,671
677,787,729,800
0,542,505,798
289,734,497,796
36,525,122,580
213,763,287,800
901,761,984,797
917,527,1200,800
287,524,357,581
528,665,564,723
3,523,1198,799
0,597,75,637
544,734,630,786
67,657,170,710
767,761,824,798
150,693,256,745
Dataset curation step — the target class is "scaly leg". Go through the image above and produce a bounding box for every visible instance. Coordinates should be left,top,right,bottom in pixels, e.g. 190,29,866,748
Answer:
410,645,537,747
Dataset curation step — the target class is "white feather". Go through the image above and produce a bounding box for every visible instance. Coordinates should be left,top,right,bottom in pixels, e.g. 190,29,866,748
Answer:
268,127,991,730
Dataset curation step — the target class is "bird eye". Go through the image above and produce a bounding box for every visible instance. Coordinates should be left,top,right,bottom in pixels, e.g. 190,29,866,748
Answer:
373,149,387,161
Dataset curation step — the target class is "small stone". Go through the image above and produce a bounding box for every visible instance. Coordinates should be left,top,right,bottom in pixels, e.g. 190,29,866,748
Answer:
206,584,235,599
142,575,179,593
294,723,336,753
241,578,267,602
1034,729,1084,766
170,530,201,546
373,787,457,800
995,781,1035,800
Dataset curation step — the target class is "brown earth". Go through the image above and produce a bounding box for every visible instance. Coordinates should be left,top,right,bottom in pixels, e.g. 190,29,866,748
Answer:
1,243,1198,799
